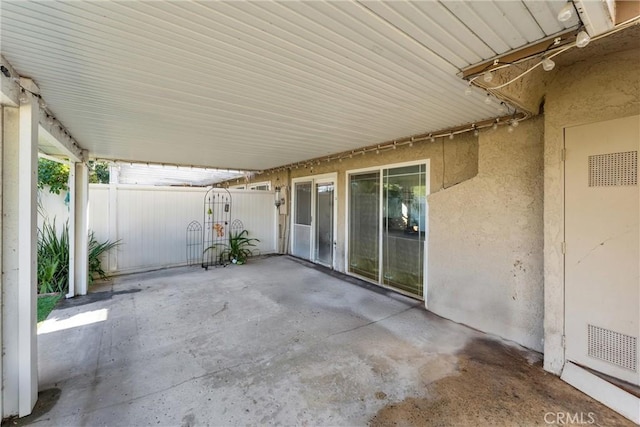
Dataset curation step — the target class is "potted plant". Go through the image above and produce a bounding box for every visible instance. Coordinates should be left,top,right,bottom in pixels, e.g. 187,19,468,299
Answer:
205,229,259,265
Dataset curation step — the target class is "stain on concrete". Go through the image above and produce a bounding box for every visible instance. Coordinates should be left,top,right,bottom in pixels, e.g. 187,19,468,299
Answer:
180,412,196,427
31,259,633,426
56,289,142,309
370,338,633,426
1,388,61,427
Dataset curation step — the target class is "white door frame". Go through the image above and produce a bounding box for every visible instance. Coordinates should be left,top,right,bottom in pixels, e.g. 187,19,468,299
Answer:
560,115,640,423
290,173,338,269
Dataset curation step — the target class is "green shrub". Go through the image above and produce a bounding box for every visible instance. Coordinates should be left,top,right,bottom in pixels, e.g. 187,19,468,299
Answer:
37,219,69,294
37,219,121,293
88,230,120,284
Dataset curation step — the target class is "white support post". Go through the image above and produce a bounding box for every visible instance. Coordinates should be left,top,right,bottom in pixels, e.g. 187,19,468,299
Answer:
1,93,39,417
108,164,119,272
17,91,39,418
0,105,4,419
74,159,89,296
67,160,76,298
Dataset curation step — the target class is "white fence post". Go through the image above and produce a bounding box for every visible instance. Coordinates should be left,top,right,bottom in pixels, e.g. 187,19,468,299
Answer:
108,165,119,272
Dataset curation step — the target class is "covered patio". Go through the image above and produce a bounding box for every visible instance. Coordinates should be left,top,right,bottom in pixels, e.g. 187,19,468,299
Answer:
2,0,639,423
23,257,629,426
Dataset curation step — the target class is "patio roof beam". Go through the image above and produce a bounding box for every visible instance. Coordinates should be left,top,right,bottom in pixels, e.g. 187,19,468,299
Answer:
0,55,19,107
1,56,84,162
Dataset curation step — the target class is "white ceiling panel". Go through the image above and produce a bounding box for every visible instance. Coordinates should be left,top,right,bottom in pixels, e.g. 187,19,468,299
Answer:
1,0,579,170
116,163,244,187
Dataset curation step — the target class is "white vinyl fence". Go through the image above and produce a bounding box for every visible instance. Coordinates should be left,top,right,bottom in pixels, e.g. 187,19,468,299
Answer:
38,188,69,231
40,185,278,275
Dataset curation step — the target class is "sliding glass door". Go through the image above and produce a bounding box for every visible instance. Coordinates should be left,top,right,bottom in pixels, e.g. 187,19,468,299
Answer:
348,163,428,298
382,165,427,296
349,172,380,281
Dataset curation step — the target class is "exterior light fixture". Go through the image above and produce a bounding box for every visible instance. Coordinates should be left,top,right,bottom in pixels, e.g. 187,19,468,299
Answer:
449,133,454,140
557,3,573,22
274,187,285,209
576,30,591,48
542,57,555,71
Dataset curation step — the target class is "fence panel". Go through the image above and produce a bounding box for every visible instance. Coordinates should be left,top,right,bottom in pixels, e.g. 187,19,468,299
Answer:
227,189,278,257
78,185,277,275
37,187,69,230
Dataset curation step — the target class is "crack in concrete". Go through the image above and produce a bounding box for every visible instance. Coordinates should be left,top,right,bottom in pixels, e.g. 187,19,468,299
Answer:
71,359,257,419
212,301,229,317
323,303,423,339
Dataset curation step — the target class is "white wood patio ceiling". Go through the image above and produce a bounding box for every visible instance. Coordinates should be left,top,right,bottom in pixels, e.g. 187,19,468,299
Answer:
1,1,578,171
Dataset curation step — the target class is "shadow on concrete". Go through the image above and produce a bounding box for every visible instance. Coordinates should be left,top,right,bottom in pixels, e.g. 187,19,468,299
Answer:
1,388,61,427
56,289,142,309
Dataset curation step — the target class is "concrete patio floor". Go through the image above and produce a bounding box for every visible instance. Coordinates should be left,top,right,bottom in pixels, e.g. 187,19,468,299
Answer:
15,256,632,426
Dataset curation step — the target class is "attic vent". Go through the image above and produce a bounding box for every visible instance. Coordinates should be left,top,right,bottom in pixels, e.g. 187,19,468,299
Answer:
588,324,637,372
588,151,637,187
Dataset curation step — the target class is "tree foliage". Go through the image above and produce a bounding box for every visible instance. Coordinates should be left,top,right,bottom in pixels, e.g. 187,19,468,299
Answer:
38,158,110,194
38,158,69,194
88,160,110,184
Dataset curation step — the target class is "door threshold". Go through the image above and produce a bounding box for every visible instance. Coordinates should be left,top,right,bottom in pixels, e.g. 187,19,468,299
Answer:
561,361,640,424
577,363,640,399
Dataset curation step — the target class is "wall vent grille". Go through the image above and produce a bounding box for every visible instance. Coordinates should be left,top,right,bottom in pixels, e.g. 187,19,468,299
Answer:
589,151,638,187
588,151,637,187
588,324,637,371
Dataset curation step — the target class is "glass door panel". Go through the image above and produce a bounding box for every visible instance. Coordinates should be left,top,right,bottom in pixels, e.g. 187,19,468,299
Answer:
293,181,312,260
315,183,334,266
348,172,380,281
382,165,426,297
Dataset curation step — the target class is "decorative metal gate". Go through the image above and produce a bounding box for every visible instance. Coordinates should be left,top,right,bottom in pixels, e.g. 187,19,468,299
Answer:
186,220,203,266
202,188,232,269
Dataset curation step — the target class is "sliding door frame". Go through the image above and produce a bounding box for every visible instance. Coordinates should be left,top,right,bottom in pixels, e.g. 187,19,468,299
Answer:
345,160,430,301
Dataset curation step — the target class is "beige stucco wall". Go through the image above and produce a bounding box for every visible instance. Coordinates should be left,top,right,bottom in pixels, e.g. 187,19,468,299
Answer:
428,116,545,351
236,120,545,352
238,133,479,272
230,30,639,360
543,46,640,374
